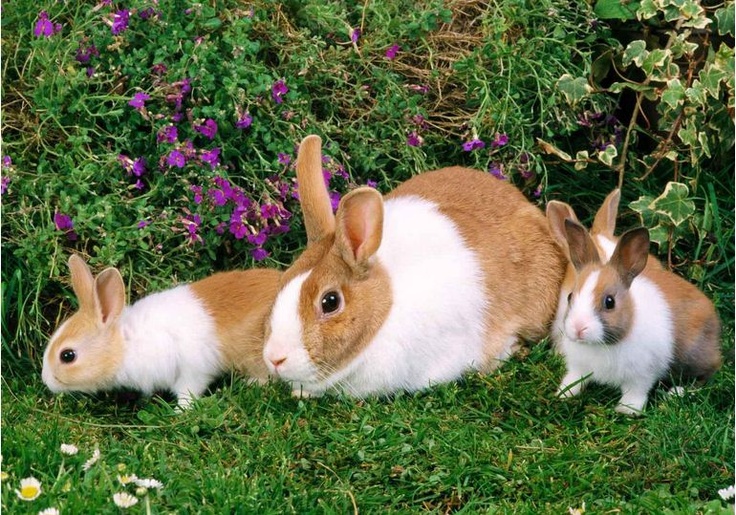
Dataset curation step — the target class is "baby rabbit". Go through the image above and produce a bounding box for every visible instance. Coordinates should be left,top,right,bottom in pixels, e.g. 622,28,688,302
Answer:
262,135,566,397
42,254,281,408
548,202,721,415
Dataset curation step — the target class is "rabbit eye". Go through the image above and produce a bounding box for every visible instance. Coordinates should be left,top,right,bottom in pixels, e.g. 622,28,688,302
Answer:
320,291,341,315
603,295,615,310
60,349,76,364
567,292,572,303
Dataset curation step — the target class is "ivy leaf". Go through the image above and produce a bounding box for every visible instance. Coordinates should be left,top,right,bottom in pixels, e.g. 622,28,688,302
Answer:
715,3,735,36
594,0,639,20
661,78,686,109
647,223,671,248
597,144,618,167
629,195,657,226
641,48,670,75
699,65,727,98
574,150,589,170
622,40,648,68
650,182,696,227
556,74,592,104
637,0,659,20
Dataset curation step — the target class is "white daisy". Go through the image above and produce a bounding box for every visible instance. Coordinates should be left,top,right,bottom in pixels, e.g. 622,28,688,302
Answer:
60,444,79,456
719,485,735,501
117,474,138,486
82,448,101,472
38,508,60,515
134,477,163,489
112,492,139,509
15,476,42,501
568,502,586,515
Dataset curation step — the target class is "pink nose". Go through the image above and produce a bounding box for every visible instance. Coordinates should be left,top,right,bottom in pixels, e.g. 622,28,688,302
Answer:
270,356,287,369
574,324,587,340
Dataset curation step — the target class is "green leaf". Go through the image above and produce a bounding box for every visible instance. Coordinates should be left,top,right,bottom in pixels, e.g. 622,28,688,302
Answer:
699,65,727,98
629,195,657,226
641,48,670,75
622,40,648,67
637,0,659,20
715,3,735,36
650,182,696,227
594,0,639,20
574,150,589,170
661,78,686,108
556,74,592,104
598,144,618,166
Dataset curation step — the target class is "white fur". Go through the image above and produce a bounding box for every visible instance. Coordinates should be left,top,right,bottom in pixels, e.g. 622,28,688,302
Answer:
594,235,616,260
263,195,488,397
558,274,674,414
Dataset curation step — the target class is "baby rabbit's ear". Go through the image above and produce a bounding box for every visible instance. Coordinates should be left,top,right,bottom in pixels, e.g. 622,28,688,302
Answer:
296,135,335,243
546,200,578,260
94,268,126,325
564,219,599,271
591,188,620,237
68,254,96,311
335,187,384,274
610,227,650,288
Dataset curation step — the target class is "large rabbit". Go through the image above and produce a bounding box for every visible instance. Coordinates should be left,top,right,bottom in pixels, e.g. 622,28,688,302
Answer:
42,255,281,408
262,135,566,397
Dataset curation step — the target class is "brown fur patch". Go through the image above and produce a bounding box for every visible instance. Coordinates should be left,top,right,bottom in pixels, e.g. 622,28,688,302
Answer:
590,267,634,344
388,167,566,369
643,266,722,379
190,269,282,380
296,135,335,242
297,250,392,377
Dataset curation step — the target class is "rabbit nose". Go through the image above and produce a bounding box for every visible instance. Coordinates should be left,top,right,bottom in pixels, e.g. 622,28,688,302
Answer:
574,324,587,340
270,356,287,369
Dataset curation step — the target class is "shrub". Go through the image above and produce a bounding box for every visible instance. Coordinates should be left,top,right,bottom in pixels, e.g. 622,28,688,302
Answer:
2,0,732,368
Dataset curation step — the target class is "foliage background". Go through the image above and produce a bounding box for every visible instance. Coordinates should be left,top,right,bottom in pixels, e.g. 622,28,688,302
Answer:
1,0,733,513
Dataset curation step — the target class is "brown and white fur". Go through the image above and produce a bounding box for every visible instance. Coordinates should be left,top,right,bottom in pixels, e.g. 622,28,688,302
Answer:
42,255,281,408
552,218,721,415
262,135,566,397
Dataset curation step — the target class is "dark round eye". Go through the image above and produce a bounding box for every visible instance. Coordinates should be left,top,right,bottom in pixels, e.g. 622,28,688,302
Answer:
604,295,616,310
60,349,76,364
320,291,341,315
567,292,573,303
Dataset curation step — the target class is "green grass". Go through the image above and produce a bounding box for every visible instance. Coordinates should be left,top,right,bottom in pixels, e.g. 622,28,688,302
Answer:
2,336,733,513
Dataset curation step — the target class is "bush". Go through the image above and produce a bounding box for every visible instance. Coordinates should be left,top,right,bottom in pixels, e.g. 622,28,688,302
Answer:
2,0,733,368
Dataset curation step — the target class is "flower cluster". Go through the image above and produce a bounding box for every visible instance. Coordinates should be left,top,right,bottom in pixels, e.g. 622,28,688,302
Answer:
2,155,13,195
54,212,78,241
34,11,62,38
577,111,624,151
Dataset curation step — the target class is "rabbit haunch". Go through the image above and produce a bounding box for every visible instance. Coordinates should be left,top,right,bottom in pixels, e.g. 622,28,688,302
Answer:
263,135,565,398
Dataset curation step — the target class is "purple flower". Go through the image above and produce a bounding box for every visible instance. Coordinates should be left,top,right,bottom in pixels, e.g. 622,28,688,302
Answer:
200,147,220,169
208,188,227,206
488,162,507,180
350,28,361,43
54,212,78,240
329,191,341,212
34,11,54,38
408,84,429,94
134,179,145,190
366,179,377,188
128,92,150,110
385,44,400,59
138,220,150,229
251,247,269,261
86,67,95,77
2,156,12,168
152,63,167,75
132,157,146,177
246,229,268,246
491,133,509,148
462,138,486,152
277,153,291,166
533,184,542,198
182,213,203,243
191,185,203,204
157,125,178,144
75,43,99,64
194,119,218,139
139,7,157,19
111,9,130,35
167,149,186,168
1,176,10,195
236,112,253,129
271,79,289,104
406,131,423,147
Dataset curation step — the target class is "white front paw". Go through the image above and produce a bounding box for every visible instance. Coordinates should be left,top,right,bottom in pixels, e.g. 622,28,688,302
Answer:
614,403,644,416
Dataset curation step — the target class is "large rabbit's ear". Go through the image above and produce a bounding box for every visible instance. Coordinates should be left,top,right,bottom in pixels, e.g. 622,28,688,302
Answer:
591,188,620,237
68,254,96,311
94,268,126,325
335,187,384,274
609,227,650,288
546,200,579,261
296,135,335,242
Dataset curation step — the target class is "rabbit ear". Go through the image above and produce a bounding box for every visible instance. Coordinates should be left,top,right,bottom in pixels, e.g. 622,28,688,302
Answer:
546,201,579,260
94,268,126,325
68,254,96,310
609,227,649,288
591,188,620,237
335,187,384,273
296,135,335,242
564,219,600,271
